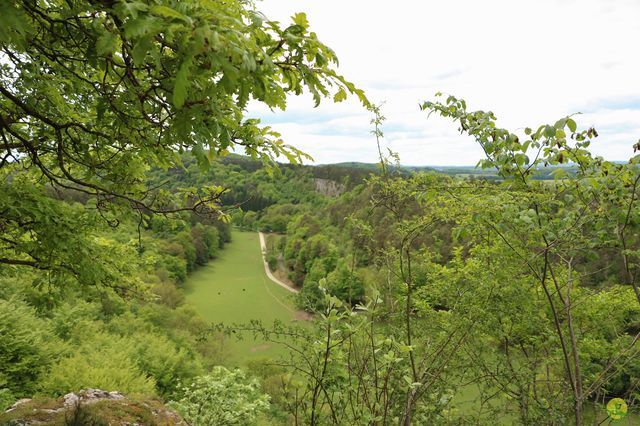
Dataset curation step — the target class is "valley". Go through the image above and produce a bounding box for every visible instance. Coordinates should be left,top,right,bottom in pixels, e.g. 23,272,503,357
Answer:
184,231,305,364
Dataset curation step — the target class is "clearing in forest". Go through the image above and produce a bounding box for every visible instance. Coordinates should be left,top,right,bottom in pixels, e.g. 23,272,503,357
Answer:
184,230,305,364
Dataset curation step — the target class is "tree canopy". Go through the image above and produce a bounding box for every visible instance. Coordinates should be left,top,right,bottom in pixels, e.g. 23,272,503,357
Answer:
0,0,365,281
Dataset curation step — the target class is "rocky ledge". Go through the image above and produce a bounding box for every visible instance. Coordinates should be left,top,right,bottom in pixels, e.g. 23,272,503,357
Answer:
1,389,186,425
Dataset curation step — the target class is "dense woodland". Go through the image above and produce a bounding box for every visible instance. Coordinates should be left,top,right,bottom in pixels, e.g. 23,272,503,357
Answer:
1,0,639,425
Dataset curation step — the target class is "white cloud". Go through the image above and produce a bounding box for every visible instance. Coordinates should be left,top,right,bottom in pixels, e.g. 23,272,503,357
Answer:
249,0,640,165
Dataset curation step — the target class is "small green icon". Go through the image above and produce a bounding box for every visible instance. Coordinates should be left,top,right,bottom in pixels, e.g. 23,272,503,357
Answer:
606,398,628,420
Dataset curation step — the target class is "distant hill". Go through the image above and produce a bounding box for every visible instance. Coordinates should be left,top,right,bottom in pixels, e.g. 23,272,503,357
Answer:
204,154,571,184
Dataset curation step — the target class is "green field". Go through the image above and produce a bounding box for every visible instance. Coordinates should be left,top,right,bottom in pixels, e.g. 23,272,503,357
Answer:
184,230,304,365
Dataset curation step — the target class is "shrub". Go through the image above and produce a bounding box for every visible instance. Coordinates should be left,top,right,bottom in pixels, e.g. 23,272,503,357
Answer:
0,298,64,396
158,255,188,283
297,260,328,312
152,282,185,308
327,263,365,306
170,367,269,425
204,226,220,258
267,254,278,272
51,301,102,340
127,333,203,396
0,388,14,411
41,342,155,396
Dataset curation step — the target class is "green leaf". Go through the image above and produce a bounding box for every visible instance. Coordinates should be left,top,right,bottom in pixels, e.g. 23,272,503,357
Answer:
219,127,231,147
132,36,153,66
550,167,568,178
0,2,32,48
515,153,528,167
292,12,309,28
315,53,327,67
554,118,566,129
123,16,158,38
173,59,191,109
333,87,347,103
566,118,577,133
544,125,556,138
96,97,108,121
96,31,118,56
150,5,191,23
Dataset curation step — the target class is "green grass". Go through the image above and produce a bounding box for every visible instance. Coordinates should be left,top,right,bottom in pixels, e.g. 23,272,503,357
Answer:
184,230,303,365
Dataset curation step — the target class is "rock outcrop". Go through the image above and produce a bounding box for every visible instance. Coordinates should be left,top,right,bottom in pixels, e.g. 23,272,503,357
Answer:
2,389,186,425
314,178,345,197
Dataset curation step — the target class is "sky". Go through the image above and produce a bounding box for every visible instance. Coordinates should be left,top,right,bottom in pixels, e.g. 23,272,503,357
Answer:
248,0,640,166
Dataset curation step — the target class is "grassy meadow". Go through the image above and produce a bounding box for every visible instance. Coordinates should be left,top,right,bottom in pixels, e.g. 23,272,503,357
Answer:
184,230,304,364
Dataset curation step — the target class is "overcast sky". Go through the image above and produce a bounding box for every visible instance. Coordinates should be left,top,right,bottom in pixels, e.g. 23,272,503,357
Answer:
248,0,640,166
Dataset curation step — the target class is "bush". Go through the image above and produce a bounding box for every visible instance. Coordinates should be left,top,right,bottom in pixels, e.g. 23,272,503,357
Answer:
0,388,14,411
51,301,102,340
170,367,269,425
297,260,328,312
152,282,185,308
327,263,365,306
126,333,203,396
267,254,278,272
242,211,258,230
137,304,228,367
204,226,220,258
175,231,197,271
40,338,155,396
64,403,109,426
158,255,188,283
0,298,64,396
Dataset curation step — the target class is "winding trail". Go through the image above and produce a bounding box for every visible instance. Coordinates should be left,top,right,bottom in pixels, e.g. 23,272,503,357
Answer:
258,231,299,294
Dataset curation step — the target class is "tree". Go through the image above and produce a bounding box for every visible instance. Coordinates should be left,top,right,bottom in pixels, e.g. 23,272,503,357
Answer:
298,259,327,312
326,262,364,306
422,93,640,425
0,0,366,285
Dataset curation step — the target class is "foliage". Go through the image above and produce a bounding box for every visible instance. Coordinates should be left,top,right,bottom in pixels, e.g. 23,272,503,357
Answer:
226,99,640,424
421,94,640,424
107,323,204,396
0,298,64,396
64,403,110,426
297,259,328,312
0,176,142,290
325,262,365,305
232,292,465,425
1,0,638,422
0,0,364,286
170,367,270,426
41,342,156,396
0,213,229,403
266,253,277,272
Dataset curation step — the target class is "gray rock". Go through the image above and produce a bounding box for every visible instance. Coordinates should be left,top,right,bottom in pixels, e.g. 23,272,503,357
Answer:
5,399,31,413
62,392,80,407
63,388,125,407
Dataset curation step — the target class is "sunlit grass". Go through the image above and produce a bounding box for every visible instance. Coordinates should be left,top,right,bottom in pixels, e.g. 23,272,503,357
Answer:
184,231,305,365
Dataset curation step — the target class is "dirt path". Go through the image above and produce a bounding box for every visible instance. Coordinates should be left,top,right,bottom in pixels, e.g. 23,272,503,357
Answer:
258,231,299,294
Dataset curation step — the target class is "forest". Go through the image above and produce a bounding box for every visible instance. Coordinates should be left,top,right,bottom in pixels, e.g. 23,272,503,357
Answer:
0,0,638,425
